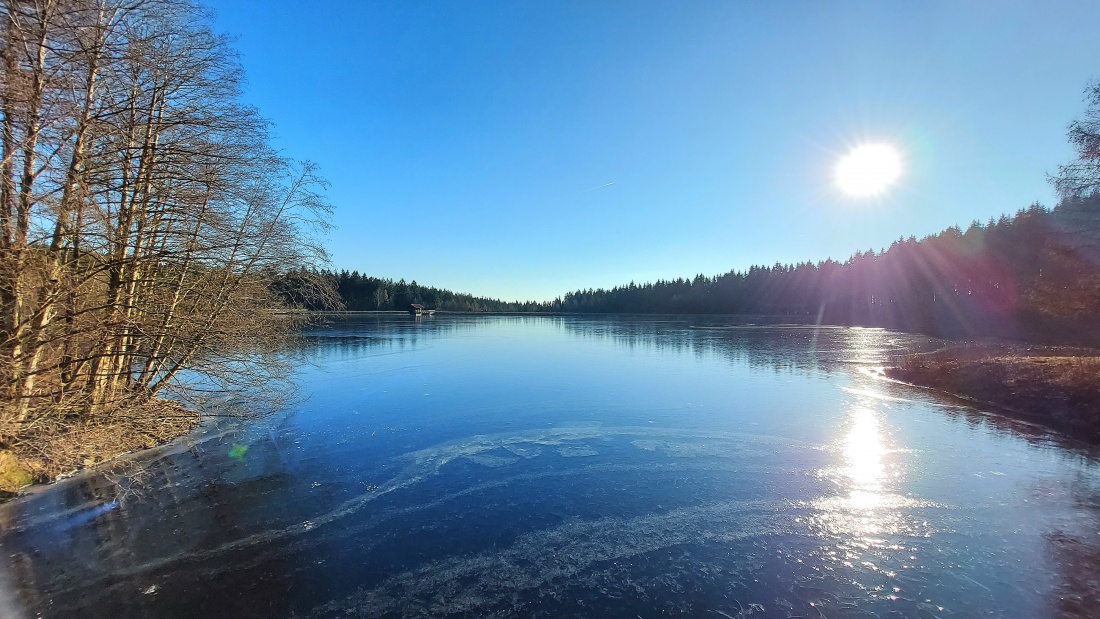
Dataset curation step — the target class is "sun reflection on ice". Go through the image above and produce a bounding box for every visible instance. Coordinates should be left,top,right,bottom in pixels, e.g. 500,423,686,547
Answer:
808,363,940,547
798,377,938,594
844,406,888,511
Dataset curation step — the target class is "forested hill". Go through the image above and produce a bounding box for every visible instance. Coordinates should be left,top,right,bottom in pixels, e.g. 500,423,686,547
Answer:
561,198,1100,345
274,271,556,313
278,198,1100,345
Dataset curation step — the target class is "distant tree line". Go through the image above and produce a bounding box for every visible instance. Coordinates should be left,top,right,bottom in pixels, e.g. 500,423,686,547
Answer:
276,197,1100,345
273,271,555,313
279,194,1100,347
560,199,1100,345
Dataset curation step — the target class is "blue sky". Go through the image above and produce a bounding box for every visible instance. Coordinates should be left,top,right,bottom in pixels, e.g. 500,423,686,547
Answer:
208,1,1100,302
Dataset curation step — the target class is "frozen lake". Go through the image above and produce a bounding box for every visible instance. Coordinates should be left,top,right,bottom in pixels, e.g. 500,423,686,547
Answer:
2,315,1098,618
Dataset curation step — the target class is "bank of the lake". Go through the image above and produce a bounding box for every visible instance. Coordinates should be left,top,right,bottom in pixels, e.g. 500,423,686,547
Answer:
0,400,199,497
886,342,1100,442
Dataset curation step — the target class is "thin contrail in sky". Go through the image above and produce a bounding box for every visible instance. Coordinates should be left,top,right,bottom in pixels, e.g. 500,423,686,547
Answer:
581,182,615,193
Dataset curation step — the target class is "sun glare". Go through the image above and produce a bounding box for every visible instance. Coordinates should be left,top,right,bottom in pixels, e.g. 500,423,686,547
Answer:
835,143,902,197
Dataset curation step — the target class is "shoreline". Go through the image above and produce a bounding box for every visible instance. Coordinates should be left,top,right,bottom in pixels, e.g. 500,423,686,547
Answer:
0,400,201,498
885,342,1100,443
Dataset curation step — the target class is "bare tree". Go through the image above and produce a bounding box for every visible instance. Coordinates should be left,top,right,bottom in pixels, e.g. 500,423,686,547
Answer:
0,0,335,474
1054,81,1100,199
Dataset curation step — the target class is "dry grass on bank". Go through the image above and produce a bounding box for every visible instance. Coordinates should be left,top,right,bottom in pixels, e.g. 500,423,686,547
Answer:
886,343,1100,441
0,400,200,496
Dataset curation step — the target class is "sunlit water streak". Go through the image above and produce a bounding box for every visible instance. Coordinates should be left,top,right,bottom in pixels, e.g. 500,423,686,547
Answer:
1,315,1098,618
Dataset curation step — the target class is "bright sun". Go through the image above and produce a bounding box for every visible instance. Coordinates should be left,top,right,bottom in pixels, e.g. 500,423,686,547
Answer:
835,143,902,197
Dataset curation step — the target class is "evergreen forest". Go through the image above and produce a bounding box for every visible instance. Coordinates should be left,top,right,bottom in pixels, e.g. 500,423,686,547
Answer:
297,197,1100,347
559,198,1100,345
